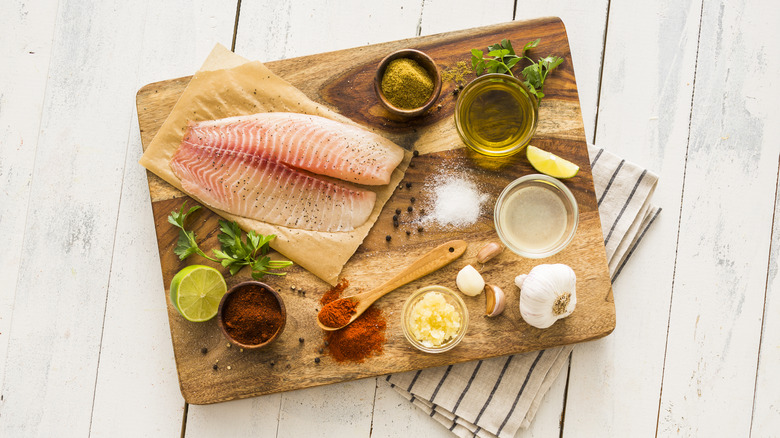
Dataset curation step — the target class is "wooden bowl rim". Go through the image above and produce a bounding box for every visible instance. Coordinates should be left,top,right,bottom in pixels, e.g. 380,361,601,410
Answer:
217,280,287,349
373,48,442,118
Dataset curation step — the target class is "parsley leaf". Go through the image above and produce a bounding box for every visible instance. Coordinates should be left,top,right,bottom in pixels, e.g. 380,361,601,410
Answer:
214,220,293,279
470,38,564,101
167,202,218,262
167,204,293,279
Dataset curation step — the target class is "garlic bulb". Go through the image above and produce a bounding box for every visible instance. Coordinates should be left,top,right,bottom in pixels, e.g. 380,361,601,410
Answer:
515,264,576,329
456,264,485,296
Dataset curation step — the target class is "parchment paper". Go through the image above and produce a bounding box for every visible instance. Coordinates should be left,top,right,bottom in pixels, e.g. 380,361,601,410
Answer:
140,44,410,285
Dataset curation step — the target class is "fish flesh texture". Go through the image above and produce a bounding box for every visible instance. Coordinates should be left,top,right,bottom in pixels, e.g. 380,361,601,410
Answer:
169,112,403,232
180,112,404,185
170,143,377,232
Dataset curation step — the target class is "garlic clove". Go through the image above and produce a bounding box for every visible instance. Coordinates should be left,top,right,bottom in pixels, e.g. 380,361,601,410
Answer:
456,264,485,296
476,242,504,264
514,274,528,289
484,284,506,317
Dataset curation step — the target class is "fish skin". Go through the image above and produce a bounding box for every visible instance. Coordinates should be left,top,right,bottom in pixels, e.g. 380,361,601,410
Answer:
183,112,404,186
170,140,377,232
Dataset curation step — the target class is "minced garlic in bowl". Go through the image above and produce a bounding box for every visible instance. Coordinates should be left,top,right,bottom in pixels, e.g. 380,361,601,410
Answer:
402,286,469,353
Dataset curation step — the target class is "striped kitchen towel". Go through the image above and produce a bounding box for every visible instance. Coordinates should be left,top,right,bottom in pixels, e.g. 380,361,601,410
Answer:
385,145,660,438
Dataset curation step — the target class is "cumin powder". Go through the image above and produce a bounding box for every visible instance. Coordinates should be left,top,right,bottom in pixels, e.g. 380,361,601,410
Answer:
381,58,434,109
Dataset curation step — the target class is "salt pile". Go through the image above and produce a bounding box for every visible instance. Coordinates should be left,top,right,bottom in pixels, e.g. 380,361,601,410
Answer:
419,173,489,228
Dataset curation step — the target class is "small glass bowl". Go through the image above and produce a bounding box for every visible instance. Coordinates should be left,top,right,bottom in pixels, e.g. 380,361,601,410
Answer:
455,73,539,157
402,285,469,353
494,174,579,258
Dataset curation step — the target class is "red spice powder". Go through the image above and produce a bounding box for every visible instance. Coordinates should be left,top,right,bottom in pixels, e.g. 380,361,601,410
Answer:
320,278,386,363
318,299,357,328
222,284,283,345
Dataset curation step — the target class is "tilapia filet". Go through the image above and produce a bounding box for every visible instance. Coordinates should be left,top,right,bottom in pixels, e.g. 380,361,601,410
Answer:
169,112,404,232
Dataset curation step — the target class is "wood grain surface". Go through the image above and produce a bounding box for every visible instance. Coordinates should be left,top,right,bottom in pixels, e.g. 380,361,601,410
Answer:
136,17,614,404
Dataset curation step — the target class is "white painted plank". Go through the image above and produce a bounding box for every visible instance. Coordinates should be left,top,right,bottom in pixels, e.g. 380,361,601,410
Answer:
234,0,423,61
752,170,780,435
417,0,515,36
656,0,780,435
88,5,237,436
186,394,282,437
371,380,455,438
0,0,59,392
562,0,701,435
186,2,424,436
0,0,158,434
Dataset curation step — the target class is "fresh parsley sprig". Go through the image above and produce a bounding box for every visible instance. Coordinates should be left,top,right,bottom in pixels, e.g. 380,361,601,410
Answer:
470,38,564,100
168,203,219,262
212,220,293,280
167,202,293,279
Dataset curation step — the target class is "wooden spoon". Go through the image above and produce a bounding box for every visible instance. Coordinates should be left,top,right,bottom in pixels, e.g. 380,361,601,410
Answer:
317,240,468,331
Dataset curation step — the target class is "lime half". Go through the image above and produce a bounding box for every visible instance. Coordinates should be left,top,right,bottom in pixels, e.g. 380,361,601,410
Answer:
526,146,580,179
170,265,227,322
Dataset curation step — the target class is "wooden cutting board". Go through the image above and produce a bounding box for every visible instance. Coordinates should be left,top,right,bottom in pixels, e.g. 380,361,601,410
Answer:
136,17,614,405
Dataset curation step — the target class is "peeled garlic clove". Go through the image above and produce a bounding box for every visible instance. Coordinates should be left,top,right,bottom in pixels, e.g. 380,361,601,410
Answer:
476,242,504,264
456,264,485,296
484,284,506,317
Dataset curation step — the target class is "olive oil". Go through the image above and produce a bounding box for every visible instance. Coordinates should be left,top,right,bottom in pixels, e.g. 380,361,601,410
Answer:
455,74,538,157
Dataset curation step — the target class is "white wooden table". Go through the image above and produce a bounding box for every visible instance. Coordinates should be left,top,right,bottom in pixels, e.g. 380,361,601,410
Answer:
2,0,779,436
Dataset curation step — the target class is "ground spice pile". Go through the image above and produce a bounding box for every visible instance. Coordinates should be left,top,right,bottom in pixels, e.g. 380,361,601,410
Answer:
222,284,283,345
381,58,434,109
318,298,357,328
320,279,386,363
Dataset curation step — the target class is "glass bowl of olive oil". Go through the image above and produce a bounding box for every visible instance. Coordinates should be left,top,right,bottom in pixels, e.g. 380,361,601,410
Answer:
455,74,539,157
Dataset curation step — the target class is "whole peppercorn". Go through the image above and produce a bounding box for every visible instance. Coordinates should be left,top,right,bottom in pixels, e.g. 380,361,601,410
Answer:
410,197,416,203
299,337,304,343
385,235,392,241
405,182,412,188
413,150,420,157
418,226,424,233
395,208,401,215
314,357,321,364
407,206,413,212
212,364,218,370
201,347,208,354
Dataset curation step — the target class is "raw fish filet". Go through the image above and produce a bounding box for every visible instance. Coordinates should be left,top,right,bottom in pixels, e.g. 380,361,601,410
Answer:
180,112,404,185
170,143,376,232
169,112,405,232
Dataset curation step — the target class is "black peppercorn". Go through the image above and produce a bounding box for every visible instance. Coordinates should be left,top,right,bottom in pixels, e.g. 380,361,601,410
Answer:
385,235,392,241
395,208,401,215
407,206,413,212
405,182,412,188
392,215,398,221
314,357,321,364
299,337,304,343
418,226,424,232
201,347,208,354
212,364,218,370
406,230,411,236
413,150,419,157
410,197,416,203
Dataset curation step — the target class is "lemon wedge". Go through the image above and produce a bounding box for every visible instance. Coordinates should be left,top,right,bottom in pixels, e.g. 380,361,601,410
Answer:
526,146,579,179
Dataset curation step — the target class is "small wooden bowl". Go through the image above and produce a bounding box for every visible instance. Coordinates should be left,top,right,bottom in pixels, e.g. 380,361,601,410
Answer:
217,281,286,350
374,49,442,118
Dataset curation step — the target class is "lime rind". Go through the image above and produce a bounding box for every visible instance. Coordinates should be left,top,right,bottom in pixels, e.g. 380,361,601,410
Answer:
526,145,579,179
169,265,227,322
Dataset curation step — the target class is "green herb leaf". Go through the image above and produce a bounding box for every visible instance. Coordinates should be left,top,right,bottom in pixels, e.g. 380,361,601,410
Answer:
469,38,563,101
211,222,292,279
167,202,218,262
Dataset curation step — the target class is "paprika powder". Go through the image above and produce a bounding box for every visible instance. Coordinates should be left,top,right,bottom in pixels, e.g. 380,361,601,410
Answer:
320,278,386,363
318,298,357,328
222,283,284,345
